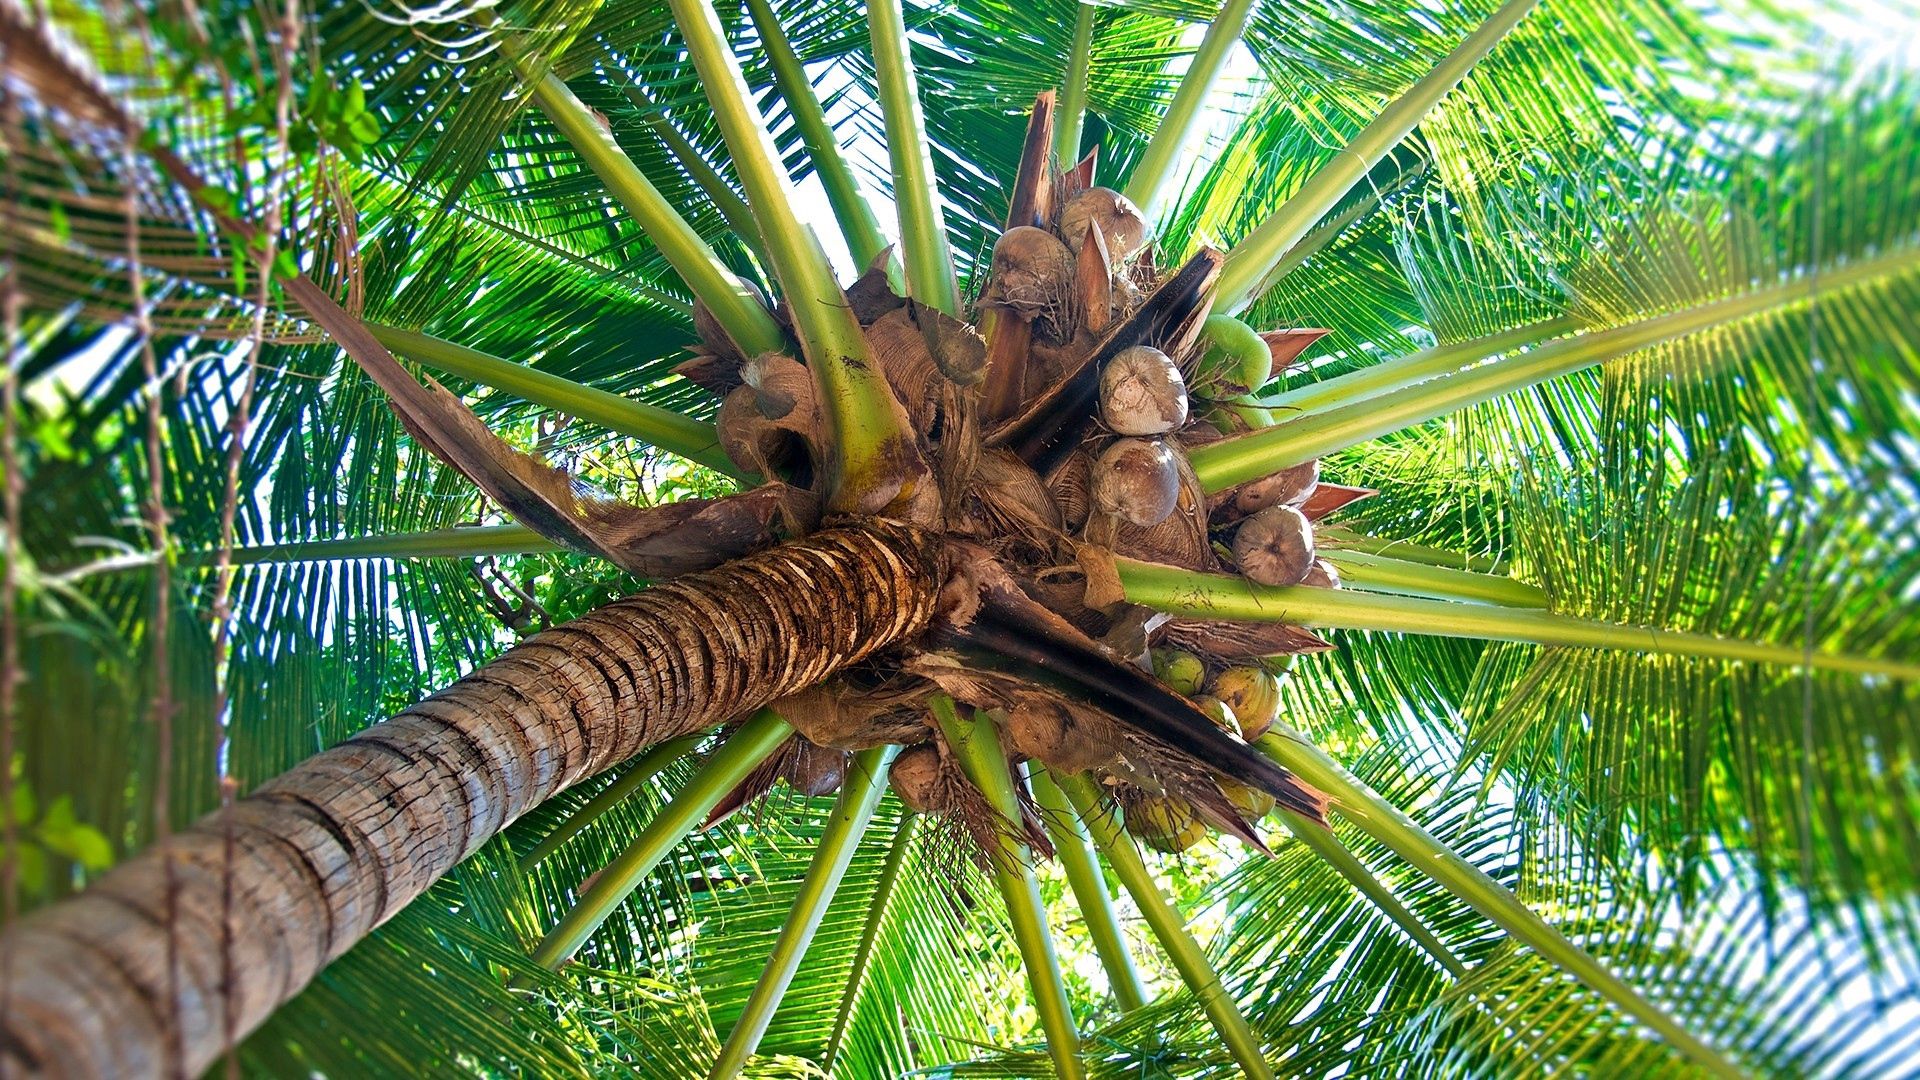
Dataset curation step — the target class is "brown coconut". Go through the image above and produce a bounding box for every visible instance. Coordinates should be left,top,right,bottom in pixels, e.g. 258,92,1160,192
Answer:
1233,505,1316,586
1100,345,1189,436
1058,187,1149,262
988,225,1074,318
1091,438,1181,527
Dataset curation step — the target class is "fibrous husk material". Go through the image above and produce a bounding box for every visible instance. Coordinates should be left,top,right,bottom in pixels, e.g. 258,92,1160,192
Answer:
1158,618,1334,661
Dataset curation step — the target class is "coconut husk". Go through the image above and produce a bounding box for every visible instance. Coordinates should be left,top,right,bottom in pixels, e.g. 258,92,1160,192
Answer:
1158,618,1335,661
671,348,744,396
967,449,1063,557
1299,483,1376,521
1231,504,1315,585
1075,221,1114,336
1092,447,1211,570
1210,459,1319,526
865,306,945,435
1003,692,1123,775
1259,328,1331,377
846,245,906,325
1045,449,1093,533
773,680,934,750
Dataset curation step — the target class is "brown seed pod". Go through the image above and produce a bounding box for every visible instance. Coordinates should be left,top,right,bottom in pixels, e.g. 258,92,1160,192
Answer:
1100,345,1189,436
889,743,948,814
1092,438,1180,527
1058,187,1149,262
988,225,1074,317
1233,505,1316,586
1108,446,1210,568
783,739,848,797
1004,696,1120,775
1302,557,1342,589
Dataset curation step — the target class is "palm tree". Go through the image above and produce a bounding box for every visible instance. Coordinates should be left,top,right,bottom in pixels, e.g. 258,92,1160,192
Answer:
1,0,1916,1074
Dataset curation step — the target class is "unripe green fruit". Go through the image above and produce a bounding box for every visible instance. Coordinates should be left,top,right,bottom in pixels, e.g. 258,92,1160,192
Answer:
1126,796,1207,853
1207,665,1280,740
1202,397,1277,433
1219,778,1276,822
1194,314,1271,396
1151,648,1207,696
1193,695,1240,737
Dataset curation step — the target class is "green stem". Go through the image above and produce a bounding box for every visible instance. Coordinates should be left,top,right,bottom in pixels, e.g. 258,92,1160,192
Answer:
709,745,899,1079
1054,4,1095,166
671,0,913,511
212,524,559,566
868,0,962,316
519,737,702,871
366,324,744,477
743,0,890,268
1256,165,1422,288
1114,557,1920,680
615,77,768,263
1053,772,1273,1080
1122,0,1257,217
1276,808,1465,976
1030,769,1149,1014
930,697,1084,1080
529,710,791,969
518,64,784,358
1267,315,1579,417
1195,244,1920,491
1254,730,1744,1078
1214,0,1539,313
1313,525,1501,575
823,813,921,1070
1319,550,1545,608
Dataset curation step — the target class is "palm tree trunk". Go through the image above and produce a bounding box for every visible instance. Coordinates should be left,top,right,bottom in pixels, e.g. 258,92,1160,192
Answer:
0,522,941,1079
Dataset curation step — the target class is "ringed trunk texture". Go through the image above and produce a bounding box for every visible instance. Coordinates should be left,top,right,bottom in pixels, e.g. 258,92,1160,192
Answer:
0,522,941,1078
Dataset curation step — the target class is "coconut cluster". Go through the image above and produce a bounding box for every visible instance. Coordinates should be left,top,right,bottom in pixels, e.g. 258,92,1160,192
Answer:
671,124,1356,854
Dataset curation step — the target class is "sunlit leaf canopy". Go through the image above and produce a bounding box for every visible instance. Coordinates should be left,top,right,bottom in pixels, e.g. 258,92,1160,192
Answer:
5,0,1919,1073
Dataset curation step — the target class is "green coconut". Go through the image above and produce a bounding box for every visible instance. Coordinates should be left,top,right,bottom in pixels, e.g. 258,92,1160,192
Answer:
1150,647,1208,696
1126,796,1207,853
1207,665,1280,741
1193,314,1271,396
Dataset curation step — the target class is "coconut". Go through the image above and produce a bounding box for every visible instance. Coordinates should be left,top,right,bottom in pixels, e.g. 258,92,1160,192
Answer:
1126,796,1207,853
988,225,1073,318
1192,314,1271,396
1219,778,1276,823
1005,699,1117,774
1302,557,1342,589
1193,695,1240,739
889,744,947,814
1233,505,1316,586
1058,187,1149,261
1228,460,1320,519
1100,345,1188,436
1091,438,1180,527
1207,665,1280,740
784,741,848,796
1150,647,1207,696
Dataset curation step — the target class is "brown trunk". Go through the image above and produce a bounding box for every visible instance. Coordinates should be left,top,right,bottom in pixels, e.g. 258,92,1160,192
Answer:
0,522,941,1078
